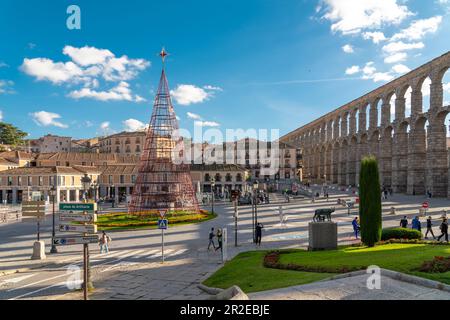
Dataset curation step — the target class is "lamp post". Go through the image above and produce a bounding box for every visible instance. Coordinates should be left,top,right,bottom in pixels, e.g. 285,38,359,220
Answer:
80,174,93,292
49,186,58,254
211,178,215,214
111,184,115,208
253,180,259,243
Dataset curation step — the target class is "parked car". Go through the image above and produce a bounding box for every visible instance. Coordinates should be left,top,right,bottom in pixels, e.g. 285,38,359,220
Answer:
238,196,252,206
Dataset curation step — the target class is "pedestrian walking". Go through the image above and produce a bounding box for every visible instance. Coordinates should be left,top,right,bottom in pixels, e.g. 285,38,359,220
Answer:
411,216,421,231
99,231,111,254
255,223,264,246
325,193,329,202
437,218,449,242
352,217,360,239
425,216,436,239
207,227,216,250
400,216,408,228
215,228,223,252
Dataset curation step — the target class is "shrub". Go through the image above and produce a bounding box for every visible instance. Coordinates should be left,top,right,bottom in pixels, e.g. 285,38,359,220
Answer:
359,156,382,247
419,256,450,273
381,228,423,241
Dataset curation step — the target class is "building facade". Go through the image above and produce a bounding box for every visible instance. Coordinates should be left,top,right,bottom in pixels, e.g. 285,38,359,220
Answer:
98,131,146,156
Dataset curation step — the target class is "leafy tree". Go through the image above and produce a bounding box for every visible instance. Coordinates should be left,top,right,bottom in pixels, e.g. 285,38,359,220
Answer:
0,122,28,146
359,156,382,247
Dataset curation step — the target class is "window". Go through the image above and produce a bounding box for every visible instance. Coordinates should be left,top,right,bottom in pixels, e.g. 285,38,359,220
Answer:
285,172,290,179
131,175,136,183
120,175,125,184
28,176,32,186
8,176,12,186
109,175,113,184
136,145,141,153
226,173,232,182
18,177,22,186
215,173,222,182
236,174,242,182
71,176,75,186
82,162,86,166
204,174,210,182
50,176,55,186
66,162,70,167
39,176,43,186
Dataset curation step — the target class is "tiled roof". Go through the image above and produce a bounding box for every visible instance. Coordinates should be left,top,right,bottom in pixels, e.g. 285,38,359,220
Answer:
190,164,247,172
0,166,100,176
98,165,138,175
35,152,139,164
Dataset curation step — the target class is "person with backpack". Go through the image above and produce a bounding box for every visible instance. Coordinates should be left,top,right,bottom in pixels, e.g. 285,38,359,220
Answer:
425,216,436,239
99,231,111,254
411,216,421,231
207,227,216,251
437,218,449,242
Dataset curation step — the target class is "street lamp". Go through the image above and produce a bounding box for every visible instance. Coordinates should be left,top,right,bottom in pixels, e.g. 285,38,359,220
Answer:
253,180,259,243
211,178,215,214
111,184,115,208
49,186,58,254
92,180,99,202
81,174,92,204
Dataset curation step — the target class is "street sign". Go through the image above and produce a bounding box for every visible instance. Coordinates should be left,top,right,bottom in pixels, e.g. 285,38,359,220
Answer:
53,235,99,246
422,202,429,209
59,203,97,212
59,224,97,234
158,219,168,230
59,213,98,223
22,201,46,218
159,210,166,219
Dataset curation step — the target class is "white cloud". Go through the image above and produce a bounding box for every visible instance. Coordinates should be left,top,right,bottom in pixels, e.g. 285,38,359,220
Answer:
68,81,144,102
362,31,387,44
30,111,68,128
21,58,84,84
392,64,411,74
194,120,220,127
321,0,412,35
371,72,395,82
345,65,360,75
100,122,110,130
384,52,408,64
342,44,354,53
63,46,114,67
21,45,150,103
123,118,147,131
382,41,424,54
170,84,210,105
187,112,202,120
390,16,442,42
362,62,376,76
357,62,395,82
0,80,14,94
0,62,8,68
0,110,3,122
203,85,223,91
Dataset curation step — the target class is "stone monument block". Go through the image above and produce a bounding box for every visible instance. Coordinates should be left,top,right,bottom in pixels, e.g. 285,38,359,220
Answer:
308,222,337,251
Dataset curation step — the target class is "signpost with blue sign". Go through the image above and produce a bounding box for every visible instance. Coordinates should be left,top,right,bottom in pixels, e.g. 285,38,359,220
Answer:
56,202,98,300
159,211,168,263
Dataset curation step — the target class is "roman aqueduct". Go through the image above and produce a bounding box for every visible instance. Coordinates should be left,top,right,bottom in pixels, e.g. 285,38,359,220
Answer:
281,51,450,198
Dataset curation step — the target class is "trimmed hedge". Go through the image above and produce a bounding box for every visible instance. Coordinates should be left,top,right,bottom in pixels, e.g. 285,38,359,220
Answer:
381,228,423,241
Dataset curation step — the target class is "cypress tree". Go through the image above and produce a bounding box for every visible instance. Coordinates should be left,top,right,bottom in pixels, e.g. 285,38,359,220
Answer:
359,156,382,247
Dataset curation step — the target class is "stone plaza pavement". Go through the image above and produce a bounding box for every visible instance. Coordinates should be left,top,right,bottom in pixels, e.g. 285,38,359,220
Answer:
249,273,450,300
1,188,450,300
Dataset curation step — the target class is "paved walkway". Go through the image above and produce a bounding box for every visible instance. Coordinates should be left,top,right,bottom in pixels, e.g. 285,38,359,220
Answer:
249,273,450,300
1,189,450,300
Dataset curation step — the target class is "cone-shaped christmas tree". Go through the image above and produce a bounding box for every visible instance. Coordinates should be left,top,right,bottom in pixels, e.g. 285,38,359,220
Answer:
128,48,200,215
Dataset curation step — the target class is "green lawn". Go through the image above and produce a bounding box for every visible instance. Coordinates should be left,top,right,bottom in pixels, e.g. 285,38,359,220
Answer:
202,251,333,293
96,211,216,231
279,243,450,284
203,244,450,293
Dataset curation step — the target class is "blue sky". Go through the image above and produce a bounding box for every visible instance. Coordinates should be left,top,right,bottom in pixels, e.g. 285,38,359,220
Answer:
1,0,450,140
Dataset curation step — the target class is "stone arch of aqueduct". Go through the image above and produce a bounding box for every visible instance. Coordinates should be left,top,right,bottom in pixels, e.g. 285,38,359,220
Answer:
281,51,450,198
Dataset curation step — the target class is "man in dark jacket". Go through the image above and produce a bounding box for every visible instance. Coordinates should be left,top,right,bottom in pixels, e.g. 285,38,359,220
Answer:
400,216,408,228
255,223,264,246
207,228,216,250
437,218,449,242
425,216,436,239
